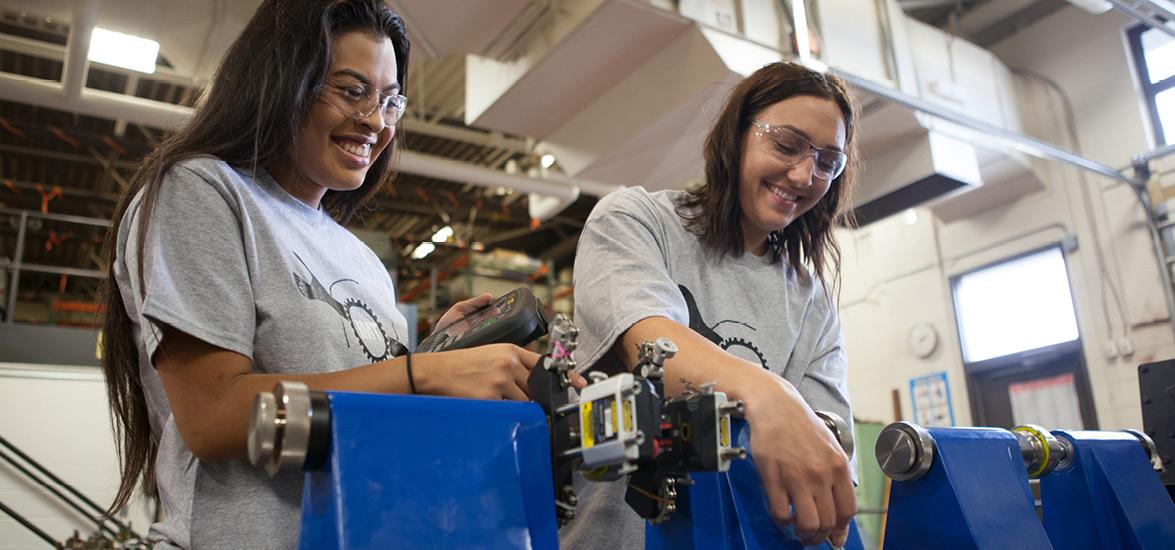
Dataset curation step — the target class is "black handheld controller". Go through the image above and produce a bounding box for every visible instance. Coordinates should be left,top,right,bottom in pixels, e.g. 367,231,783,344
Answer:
416,287,549,353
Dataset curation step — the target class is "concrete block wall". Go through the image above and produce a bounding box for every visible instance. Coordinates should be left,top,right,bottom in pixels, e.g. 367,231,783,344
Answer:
0,363,152,549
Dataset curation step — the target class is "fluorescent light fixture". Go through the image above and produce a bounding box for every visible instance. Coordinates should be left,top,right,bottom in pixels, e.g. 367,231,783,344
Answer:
88,27,159,74
540,154,556,169
410,242,436,260
430,225,453,243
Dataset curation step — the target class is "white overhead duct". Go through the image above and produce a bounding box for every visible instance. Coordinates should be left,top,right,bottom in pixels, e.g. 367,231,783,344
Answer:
954,0,1036,38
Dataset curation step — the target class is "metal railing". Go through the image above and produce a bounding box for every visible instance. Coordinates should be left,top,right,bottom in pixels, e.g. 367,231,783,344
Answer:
0,433,146,547
1,206,109,324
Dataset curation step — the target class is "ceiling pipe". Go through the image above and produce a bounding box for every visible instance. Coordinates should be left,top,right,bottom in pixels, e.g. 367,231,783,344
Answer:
0,67,619,217
401,118,532,154
0,72,193,129
62,0,98,104
0,33,535,154
0,34,199,87
398,150,624,221
1106,0,1175,39
399,151,579,200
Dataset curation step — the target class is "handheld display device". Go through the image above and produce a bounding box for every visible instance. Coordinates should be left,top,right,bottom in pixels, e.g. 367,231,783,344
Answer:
416,287,549,353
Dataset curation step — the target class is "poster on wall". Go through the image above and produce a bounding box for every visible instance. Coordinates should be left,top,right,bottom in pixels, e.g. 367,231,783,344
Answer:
910,372,955,427
1009,372,1084,430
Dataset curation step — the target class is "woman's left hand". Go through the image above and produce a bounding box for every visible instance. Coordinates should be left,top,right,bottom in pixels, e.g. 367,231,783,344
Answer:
436,293,493,332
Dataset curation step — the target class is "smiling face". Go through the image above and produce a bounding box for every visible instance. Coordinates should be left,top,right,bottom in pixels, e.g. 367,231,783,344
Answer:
737,95,846,254
274,31,400,208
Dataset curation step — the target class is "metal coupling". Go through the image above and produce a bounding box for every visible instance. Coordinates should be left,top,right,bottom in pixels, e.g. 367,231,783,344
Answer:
637,337,677,378
815,410,855,460
1012,424,1071,478
551,314,578,350
876,421,934,482
719,400,745,416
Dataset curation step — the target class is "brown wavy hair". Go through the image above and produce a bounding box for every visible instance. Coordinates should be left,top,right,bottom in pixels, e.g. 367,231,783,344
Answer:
676,62,858,288
98,0,410,515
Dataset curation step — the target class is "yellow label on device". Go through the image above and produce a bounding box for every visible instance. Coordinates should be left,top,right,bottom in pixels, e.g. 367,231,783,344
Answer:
623,399,633,432
581,402,594,448
610,401,619,435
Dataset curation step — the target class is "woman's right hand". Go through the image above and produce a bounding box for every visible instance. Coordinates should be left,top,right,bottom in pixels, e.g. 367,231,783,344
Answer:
413,344,540,401
740,374,856,547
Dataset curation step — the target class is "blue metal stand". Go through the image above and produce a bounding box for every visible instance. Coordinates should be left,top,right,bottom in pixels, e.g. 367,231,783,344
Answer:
1041,430,1175,549
882,427,1053,549
647,419,865,550
298,392,558,550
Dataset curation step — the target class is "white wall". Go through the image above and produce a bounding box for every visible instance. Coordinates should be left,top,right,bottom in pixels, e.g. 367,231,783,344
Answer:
0,363,153,549
840,6,1175,430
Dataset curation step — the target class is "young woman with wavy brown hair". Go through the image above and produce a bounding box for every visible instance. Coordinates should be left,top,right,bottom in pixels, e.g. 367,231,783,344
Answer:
566,61,860,549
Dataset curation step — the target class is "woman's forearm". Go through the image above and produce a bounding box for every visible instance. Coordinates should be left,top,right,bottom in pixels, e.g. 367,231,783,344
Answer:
615,316,808,414
155,327,418,462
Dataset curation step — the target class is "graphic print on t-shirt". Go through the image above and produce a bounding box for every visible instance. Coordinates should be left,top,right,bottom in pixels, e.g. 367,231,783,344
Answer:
679,284,768,370
291,252,407,361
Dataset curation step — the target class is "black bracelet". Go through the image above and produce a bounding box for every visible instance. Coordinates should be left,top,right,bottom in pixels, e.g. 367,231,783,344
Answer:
405,351,417,394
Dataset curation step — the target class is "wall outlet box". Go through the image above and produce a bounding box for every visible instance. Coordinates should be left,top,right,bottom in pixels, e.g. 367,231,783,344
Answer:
1104,339,1119,359
1119,337,1135,357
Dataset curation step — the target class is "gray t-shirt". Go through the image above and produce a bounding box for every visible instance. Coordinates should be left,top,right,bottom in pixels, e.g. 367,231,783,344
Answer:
562,187,852,549
114,156,408,549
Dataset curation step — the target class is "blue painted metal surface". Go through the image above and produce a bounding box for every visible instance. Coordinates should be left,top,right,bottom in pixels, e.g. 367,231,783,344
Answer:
647,419,865,550
299,391,558,550
1041,430,1175,549
883,427,1053,550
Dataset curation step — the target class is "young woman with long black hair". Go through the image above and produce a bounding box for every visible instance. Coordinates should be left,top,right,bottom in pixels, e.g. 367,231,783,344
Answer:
99,2,540,547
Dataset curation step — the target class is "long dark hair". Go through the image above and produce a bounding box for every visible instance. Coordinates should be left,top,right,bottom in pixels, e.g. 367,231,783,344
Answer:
676,62,858,288
98,0,410,514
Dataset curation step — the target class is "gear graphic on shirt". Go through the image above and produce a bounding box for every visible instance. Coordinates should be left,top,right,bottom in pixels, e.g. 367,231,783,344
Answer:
290,251,407,362
720,337,767,370
343,298,393,362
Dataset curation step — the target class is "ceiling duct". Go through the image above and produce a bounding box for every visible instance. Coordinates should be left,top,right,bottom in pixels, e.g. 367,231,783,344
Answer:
387,0,545,60
852,103,982,226
438,0,1042,221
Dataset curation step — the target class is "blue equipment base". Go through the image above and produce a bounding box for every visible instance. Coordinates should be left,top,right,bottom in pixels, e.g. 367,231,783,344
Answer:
882,427,1053,550
647,419,865,550
299,392,558,550
1041,430,1175,549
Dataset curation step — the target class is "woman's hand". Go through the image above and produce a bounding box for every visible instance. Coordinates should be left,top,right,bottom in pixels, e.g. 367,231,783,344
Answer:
741,375,856,547
435,293,493,332
413,344,540,400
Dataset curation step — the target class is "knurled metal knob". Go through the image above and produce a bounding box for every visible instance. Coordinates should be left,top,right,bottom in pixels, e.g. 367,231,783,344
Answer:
248,381,312,478
876,421,934,481
247,391,278,469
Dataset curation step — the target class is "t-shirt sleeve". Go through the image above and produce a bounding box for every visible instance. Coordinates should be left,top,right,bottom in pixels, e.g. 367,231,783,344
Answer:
134,164,256,361
794,287,857,479
572,190,689,370
798,304,852,421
